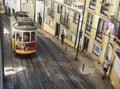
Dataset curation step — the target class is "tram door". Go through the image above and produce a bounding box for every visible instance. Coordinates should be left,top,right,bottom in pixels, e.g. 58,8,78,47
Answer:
55,23,60,37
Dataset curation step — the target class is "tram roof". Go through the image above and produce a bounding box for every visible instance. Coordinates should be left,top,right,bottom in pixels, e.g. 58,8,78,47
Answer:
13,23,37,31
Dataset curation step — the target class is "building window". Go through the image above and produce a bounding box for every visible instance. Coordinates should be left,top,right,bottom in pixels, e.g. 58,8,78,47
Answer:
47,2,54,18
89,0,96,10
93,43,101,56
95,18,105,42
85,13,93,34
57,5,62,13
100,0,110,15
47,8,54,18
73,13,79,24
60,9,70,28
49,20,53,27
64,0,73,6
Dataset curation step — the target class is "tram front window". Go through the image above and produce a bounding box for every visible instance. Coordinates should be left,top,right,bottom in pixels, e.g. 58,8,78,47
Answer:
31,32,36,41
16,32,22,41
23,32,30,42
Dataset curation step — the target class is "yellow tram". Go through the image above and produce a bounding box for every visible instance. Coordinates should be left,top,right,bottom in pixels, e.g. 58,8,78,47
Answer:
11,12,37,54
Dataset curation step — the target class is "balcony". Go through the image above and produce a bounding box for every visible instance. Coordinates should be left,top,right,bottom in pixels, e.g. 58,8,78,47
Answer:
47,8,55,18
111,16,120,40
64,0,72,6
60,16,70,28
89,1,96,10
100,2,110,15
85,24,92,35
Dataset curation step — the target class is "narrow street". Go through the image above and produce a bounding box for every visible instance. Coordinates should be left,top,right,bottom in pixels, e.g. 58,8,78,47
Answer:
3,15,91,89
1,0,120,89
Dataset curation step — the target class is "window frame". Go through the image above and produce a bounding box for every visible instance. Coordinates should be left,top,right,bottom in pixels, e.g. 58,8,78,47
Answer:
85,13,93,34
95,18,105,42
89,0,96,10
73,13,79,24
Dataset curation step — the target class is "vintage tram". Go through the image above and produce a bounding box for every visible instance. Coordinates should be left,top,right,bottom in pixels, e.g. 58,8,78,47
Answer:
11,12,37,54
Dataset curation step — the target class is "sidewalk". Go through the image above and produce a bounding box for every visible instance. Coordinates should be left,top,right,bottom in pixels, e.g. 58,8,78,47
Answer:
38,27,115,89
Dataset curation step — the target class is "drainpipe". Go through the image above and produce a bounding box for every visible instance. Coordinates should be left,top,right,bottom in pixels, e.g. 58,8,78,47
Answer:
20,0,21,11
42,0,45,30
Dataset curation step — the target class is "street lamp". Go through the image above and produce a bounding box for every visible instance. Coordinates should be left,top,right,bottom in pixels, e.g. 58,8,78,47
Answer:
75,0,86,60
33,0,36,22
75,25,82,60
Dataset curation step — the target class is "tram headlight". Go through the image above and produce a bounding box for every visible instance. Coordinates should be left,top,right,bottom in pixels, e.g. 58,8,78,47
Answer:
24,47,28,51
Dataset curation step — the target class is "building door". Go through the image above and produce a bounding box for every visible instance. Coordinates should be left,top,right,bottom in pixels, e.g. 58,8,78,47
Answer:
55,23,60,36
83,37,89,51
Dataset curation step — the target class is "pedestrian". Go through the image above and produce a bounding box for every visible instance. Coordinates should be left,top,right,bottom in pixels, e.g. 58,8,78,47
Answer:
102,56,110,79
61,32,65,45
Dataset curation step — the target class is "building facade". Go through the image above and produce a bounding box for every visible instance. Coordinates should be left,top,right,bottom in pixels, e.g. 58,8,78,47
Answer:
83,0,120,89
43,0,84,47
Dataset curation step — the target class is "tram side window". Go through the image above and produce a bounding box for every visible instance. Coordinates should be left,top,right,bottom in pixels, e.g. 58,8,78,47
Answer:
31,32,36,41
16,32,22,41
23,32,30,42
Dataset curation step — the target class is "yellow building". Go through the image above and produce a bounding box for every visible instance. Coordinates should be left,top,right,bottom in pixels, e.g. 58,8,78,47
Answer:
83,0,120,89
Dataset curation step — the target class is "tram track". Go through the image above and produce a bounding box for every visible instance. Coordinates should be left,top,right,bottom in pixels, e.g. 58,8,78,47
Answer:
37,40,77,89
12,54,46,89
20,55,44,89
37,42,71,89
36,35,87,89
41,37,89,89
31,53,58,89
12,54,30,89
37,35,90,89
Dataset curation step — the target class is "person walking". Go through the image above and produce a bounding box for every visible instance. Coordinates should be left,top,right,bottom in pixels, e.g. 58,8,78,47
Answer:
61,32,65,45
102,56,110,79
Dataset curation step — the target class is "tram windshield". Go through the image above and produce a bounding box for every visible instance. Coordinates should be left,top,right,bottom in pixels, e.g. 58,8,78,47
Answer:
15,31,36,42
16,32,22,41
23,32,30,42
31,32,36,41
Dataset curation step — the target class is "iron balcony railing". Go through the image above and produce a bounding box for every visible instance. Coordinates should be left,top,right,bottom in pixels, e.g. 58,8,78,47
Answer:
89,1,96,10
60,15,70,28
47,8,55,18
100,1,110,15
85,24,92,34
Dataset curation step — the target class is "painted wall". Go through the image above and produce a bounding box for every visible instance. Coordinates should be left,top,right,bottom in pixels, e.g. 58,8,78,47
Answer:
110,52,120,89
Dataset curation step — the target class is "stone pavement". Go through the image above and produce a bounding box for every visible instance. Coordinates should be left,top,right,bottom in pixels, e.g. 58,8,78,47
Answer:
38,26,115,89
